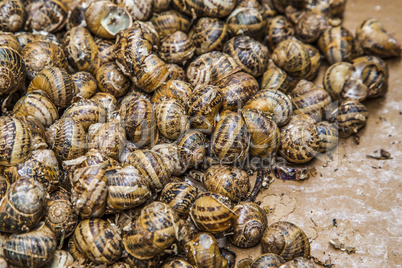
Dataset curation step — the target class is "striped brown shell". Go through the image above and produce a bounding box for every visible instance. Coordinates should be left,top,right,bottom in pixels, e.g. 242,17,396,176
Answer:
317,26,363,65
72,218,122,264
203,165,250,202
152,0,171,12
71,166,108,218
61,98,107,130
28,67,77,108
261,60,291,93
155,98,189,140
91,92,118,116
132,54,169,93
0,0,26,32
124,149,172,192
25,0,68,32
261,221,311,261
160,181,198,217
42,250,74,268
162,259,195,268
251,253,285,268
216,72,259,111
188,85,223,134
152,80,193,109
356,18,402,58
22,40,68,80
290,80,332,122
211,111,250,164
96,62,131,97
151,143,186,176
4,222,57,267
185,232,228,268
186,51,241,87
15,32,38,49
230,202,267,248
46,118,86,161
243,89,292,127
72,71,98,99
123,201,180,259
189,17,229,55
0,32,21,52
272,39,311,79
63,26,100,74
96,39,116,66
106,166,151,212
166,63,187,81
323,61,352,101
88,121,126,159
190,192,237,233
278,115,320,163
25,117,48,150
176,130,207,170
0,46,25,95
151,10,190,40
242,109,280,157
159,31,195,65
0,177,46,233
172,0,236,18
315,121,338,153
290,9,327,44
116,0,152,21
224,36,269,77
0,116,31,166
328,99,368,138
264,15,294,51
45,189,78,241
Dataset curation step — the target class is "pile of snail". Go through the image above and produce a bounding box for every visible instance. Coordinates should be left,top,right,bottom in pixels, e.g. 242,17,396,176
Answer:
0,0,400,267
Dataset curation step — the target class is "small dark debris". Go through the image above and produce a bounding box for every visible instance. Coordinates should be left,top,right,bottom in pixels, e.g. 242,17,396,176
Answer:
334,168,338,172
274,165,316,181
310,256,333,268
366,149,393,160
399,111,402,115
332,218,337,227
329,238,356,254
353,134,360,144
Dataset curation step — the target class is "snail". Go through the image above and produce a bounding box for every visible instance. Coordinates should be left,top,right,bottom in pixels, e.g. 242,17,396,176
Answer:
25,117,48,150
251,253,285,268
45,188,78,242
46,118,87,161
278,115,320,163
71,166,108,218
0,116,31,166
189,17,229,55
0,177,46,233
61,98,107,130
264,15,294,51
21,40,68,80
152,80,193,109
91,92,118,115
42,250,74,268
211,111,250,164
203,165,250,203
176,130,207,170
72,218,122,264
223,36,269,77
261,221,311,261
166,63,187,81
0,0,26,32
159,31,195,65
71,71,98,99
216,72,259,111
190,192,237,233
155,98,189,140
0,46,25,96
188,84,223,134
152,143,187,176
123,201,180,260
115,0,152,21
322,61,352,101
151,10,190,40
152,0,171,12
106,166,151,212
161,259,195,268
280,257,316,268
132,54,169,93
261,60,292,93
14,31,38,49
25,0,68,32
96,62,131,98
4,222,57,267
0,32,21,52
88,122,127,160
356,18,402,58
172,0,236,18
160,181,198,217
315,121,338,153
96,39,116,66
85,0,132,39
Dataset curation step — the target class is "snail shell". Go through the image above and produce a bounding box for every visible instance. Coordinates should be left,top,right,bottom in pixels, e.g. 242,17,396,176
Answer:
28,66,77,108
91,92,118,115
184,232,228,268
72,218,122,264
85,1,132,39
61,98,107,130
42,250,74,268
161,259,195,268
317,26,363,65
4,222,57,267
132,54,169,93
315,121,338,153
251,253,285,268
242,109,280,157
152,80,193,109
155,98,189,140
152,143,186,176
21,40,67,80
216,72,259,111
96,39,116,66
151,10,190,40
172,0,236,18
356,18,402,58
25,0,67,32
0,116,31,166
244,89,293,126
190,192,237,233
328,99,368,138
280,257,315,268
211,111,250,164
0,32,21,52
45,189,78,241
290,80,332,122
72,71,98,99
152,0,171,12
176,130,207,170
160,181,198,218
88,122,126,160
261,60,291,93
189,17,229,55
106,166,151,212
0,46,25,96
166,63,187,81
304,44,322,81
188,84,223,134
46,118,87,161
159,31,195,65
323,61,352,101
224,36,269,77
124,149,172,192
289,9,327,43
203,165,250,203
0,177,46,233
0,0,26,32
278,115,320,163
115,0,152,21
96,62,131,98
261,221,311,261
265,15,294,51
25,117,48,150
71,166,108,218
123,201,180,260
15,31,38,49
